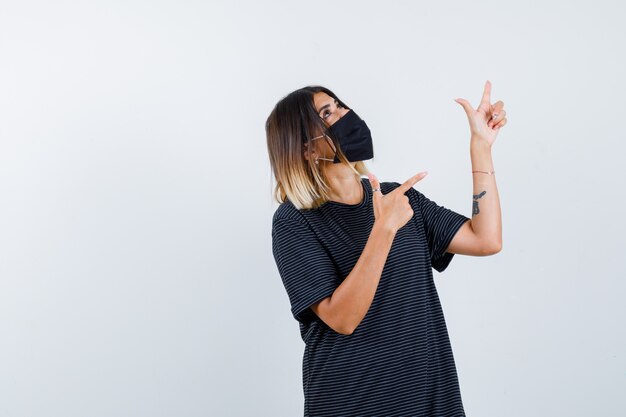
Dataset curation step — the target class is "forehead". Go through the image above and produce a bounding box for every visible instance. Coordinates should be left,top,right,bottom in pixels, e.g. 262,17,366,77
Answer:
313,92,334,112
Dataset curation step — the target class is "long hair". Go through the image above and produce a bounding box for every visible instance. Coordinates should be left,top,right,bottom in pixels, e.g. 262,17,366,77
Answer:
266,85,370,210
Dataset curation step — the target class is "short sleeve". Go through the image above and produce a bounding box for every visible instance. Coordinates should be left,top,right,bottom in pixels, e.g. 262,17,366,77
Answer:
271,218,341,325
405,186,471,273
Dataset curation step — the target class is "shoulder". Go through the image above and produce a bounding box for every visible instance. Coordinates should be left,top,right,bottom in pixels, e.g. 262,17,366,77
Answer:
381,181,420,197
382,181,426,210
383,181,401,193
272,201,307,226
271,202,322,246
370,180,402,194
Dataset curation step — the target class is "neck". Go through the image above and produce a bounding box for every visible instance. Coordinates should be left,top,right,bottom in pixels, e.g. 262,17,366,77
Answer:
325,171,363,205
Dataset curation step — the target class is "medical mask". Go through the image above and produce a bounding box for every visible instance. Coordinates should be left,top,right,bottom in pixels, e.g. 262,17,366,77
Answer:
313,109,374,163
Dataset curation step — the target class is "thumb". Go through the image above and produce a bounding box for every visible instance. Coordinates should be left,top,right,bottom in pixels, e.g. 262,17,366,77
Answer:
367,172,381,200
454,97,474,116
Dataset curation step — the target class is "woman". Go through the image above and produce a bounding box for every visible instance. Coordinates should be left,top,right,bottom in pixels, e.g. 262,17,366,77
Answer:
266,82,506,416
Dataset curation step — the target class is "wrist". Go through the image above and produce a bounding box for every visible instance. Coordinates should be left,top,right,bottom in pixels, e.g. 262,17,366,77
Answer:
372,220,397,237
470,137,495,173
470,136,492,150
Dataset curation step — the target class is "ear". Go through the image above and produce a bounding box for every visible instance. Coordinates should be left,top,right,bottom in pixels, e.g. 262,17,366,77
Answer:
303,142,319,161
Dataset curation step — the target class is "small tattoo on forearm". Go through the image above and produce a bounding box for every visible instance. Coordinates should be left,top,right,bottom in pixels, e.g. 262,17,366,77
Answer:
472,190,487,215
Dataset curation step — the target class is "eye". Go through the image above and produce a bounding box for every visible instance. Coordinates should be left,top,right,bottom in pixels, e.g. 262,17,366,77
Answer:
321,100,340,120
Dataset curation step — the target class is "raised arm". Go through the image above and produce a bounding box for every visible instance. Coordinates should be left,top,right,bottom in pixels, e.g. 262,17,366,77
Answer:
446,139,502,256
448,80,506,256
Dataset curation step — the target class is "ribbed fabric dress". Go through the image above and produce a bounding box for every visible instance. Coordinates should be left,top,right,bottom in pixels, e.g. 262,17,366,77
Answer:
271,177,471,416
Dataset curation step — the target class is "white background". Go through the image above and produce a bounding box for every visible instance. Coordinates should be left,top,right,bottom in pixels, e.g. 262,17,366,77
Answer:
1,1,624,416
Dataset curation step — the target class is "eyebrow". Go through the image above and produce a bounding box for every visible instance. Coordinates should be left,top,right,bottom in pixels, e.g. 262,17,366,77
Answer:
317,99,337,116
317,103,331,116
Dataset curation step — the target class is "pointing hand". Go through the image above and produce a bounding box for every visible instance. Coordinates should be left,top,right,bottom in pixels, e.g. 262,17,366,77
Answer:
367,171,428,234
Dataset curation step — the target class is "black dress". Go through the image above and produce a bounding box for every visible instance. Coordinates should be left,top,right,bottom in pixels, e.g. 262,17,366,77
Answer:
271,177,471,416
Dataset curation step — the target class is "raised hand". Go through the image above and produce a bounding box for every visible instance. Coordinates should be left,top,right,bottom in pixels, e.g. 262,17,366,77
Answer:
367,171,428,234
454,80,507,147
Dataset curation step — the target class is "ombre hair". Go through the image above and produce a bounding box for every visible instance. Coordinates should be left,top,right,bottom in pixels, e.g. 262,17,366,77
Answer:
266,85,371,210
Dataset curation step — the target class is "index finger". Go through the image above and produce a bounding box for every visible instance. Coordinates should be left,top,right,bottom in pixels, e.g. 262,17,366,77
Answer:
395,171,428,194
480,80,492,107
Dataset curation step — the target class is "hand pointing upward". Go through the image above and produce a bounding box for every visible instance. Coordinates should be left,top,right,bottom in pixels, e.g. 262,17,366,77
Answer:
454,80,507,147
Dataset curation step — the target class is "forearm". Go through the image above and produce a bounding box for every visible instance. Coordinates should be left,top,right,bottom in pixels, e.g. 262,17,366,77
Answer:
329,222,396,334
470,137,502,251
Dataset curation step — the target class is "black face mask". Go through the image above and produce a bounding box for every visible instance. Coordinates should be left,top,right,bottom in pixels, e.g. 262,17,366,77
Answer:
327,109,374,163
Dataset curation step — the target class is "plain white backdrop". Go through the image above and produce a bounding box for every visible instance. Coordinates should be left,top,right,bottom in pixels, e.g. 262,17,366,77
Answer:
1,1,624,416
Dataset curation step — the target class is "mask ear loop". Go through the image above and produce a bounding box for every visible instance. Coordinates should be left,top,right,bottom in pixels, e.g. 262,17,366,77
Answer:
310,133,337,162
